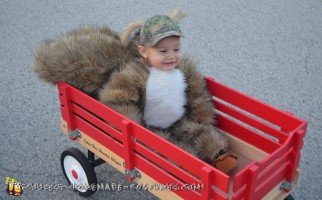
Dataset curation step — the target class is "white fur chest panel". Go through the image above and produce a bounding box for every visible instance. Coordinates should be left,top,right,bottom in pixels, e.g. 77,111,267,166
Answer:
144,68,187,128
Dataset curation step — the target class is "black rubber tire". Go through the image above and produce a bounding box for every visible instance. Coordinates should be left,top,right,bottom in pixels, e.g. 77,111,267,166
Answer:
61,148,97,197
284,194,294,200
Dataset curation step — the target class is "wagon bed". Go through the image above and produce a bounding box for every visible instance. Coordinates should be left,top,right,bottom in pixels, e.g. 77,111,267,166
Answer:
58,77,307,200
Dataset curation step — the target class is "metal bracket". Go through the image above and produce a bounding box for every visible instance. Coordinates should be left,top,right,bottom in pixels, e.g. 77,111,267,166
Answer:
68,130,81,141
280,181,293,191
125,168,141,179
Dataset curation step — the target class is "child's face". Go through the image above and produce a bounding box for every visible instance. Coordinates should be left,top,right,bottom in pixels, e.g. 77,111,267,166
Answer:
139,36,182,71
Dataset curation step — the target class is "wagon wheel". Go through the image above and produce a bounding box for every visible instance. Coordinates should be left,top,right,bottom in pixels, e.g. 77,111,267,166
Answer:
61,148,97,197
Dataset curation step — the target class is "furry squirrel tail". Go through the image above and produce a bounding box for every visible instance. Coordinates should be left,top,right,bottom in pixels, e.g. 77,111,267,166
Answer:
33,26,135,96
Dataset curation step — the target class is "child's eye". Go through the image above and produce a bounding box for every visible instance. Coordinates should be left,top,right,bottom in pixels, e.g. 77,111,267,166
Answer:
174,48,180,52
159,50,167,53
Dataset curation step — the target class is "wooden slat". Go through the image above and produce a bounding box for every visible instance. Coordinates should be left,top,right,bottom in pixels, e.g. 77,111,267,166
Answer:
206,78,303,132
214,99,288,143
131,124,230,193
254,162,290,199
262,170,300,200
67,83,127,129
71,103,123,142
217,114,281,153
257,148,292,184
133,152,202,200
132,141,200,185
73,115,124,157
258,132,295,169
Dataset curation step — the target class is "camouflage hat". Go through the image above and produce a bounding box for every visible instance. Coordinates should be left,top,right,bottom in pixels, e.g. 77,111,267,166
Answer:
139,15,184,47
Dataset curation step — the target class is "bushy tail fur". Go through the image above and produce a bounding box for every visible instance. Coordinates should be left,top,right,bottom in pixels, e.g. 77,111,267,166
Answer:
33,26,136,96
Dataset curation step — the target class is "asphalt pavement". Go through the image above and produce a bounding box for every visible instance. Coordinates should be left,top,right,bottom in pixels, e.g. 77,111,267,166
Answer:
0,0,321,199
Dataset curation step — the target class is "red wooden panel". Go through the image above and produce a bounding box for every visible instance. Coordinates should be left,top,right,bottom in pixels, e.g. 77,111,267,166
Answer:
258,133,294,169
64,83,127,129
234,162,290,200
58,83,75,130
257,148,292,184
122,120,134,179
245,165,259,199
217,114,280,153
232,185,246,200
71,103,123,142
60,104,68,124
133,152,202,200
132,141,200,185
214,99,288,143
206,78,303,132
286,130,305,182
130,124,230,193
233,162,255,192
200,166,212,200
211,192,228,200
254,162,290,199
73,115,124,157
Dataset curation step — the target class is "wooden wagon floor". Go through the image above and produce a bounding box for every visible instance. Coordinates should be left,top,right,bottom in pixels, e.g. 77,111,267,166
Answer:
228,149,253,177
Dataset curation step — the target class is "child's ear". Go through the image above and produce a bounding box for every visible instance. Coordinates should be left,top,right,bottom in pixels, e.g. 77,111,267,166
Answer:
138,45,147,59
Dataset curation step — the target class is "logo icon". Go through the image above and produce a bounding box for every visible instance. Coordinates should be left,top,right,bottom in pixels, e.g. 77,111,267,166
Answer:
5,177,23,196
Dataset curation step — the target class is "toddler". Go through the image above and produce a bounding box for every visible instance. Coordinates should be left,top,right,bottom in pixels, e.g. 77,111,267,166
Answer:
100,13,237,173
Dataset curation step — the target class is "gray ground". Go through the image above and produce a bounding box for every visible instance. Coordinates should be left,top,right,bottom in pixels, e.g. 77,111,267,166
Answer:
0,0,321,199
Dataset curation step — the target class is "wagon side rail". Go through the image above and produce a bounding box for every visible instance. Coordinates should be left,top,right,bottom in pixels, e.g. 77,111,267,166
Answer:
57,82,231,200
205,77,308,199
231,127,306,200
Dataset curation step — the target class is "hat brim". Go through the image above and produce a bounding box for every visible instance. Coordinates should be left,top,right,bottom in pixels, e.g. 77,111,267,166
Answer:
149,31,184,47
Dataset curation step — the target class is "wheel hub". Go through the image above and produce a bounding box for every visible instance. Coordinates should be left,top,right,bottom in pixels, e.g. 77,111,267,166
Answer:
71,169,78,180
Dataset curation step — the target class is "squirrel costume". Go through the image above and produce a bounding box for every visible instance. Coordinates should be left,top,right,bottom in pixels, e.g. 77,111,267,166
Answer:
34,9,237,173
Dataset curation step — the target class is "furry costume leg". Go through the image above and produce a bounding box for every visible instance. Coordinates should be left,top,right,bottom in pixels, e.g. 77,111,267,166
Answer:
168,118,228,164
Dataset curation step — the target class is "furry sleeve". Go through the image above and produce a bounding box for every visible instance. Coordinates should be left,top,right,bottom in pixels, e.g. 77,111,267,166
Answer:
177,58,216,125
99,60,148,124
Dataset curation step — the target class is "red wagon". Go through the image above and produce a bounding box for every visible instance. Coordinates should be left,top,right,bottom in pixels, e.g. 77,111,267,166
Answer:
58,77,307,200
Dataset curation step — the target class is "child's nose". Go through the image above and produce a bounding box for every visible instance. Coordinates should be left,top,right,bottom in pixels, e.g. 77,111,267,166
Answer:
167,51,175,59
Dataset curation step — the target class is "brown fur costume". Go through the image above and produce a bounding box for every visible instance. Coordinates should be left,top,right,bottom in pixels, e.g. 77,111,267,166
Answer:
34,26,140,97
99,57,228,163
33,9,236,172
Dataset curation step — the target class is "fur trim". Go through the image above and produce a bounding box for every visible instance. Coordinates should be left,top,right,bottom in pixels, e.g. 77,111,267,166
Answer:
177,58,216,124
